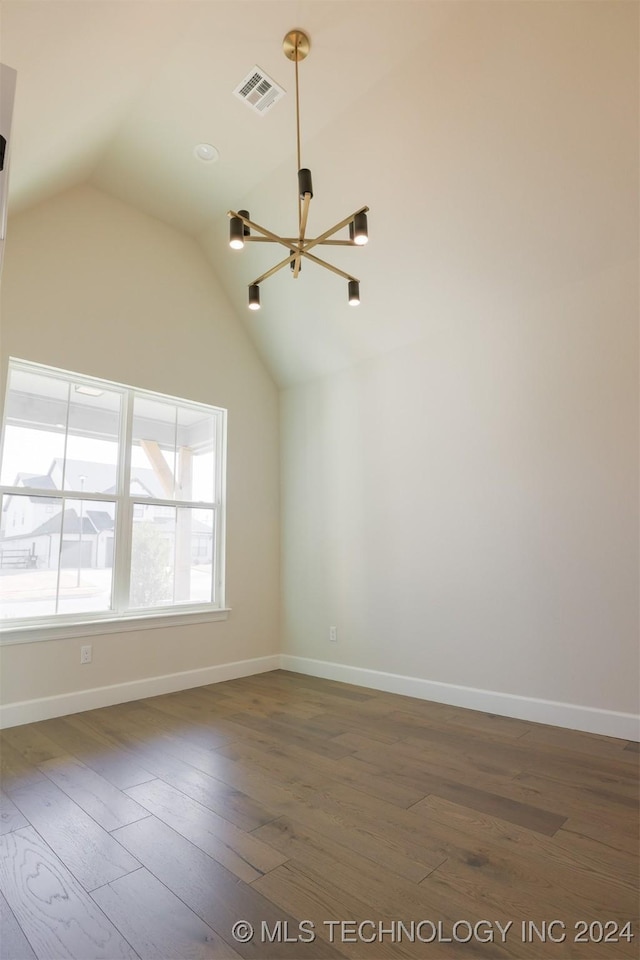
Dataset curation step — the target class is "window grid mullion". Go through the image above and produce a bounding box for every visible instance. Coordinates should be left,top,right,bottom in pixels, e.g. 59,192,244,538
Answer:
129,497,217,510
113,388,134,615
53,381,72,614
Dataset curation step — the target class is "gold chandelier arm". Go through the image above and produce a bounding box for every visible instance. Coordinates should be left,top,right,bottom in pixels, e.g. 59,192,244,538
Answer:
228,208,368,251
243,237,356,246
230,205,366,287
299,206,369,254
250,250,300,286
251,245,358,287
302,250,357,283
228,211,302,253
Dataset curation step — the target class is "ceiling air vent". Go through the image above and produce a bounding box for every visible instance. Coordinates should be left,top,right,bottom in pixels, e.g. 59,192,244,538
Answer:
233,66,285,115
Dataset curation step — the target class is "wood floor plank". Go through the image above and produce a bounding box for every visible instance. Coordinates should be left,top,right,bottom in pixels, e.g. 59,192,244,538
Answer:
348,741,569,835
251,861,413,960
73,715,274,830
109,701,232,751
42,716,156,790
350,707,637,793
0,789,29,834
0,827,137,959
359,731,637,831
136,734,279,827
218,736,425,810
411,795,638,892
422,707,534,741
225,712,356,761
517,743,640,797
8,778,141,892
560,814,639,854
0,740,47,794
353,728,526,783
510,771,638,827
409,778,567,836
518,724,637,761
74,720,280,833
250,819,516,959
161,739,434,884
37,755,151,832
397,721,639,794
199,748,442,883
144,752,278,833
91,866,237,959
314,711,402,744
322,755,427,809
212,738,448,873
275,671,377,702
261,708,401,745
113,815,340,959
0,889,37,960
202,682,326,721
1,727,67,766
251,816,449,923
140,692,236,729
261,673,453,723
124,778,287,882
425,853,638,942
331,731,400,752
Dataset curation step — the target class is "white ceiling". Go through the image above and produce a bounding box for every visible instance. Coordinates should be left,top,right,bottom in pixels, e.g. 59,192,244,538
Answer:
1,1,636,386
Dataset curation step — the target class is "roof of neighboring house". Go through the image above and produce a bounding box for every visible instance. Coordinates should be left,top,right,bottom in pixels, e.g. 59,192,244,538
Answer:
86,510,114,531
2,507,211,542
15,472,56,489
4,459,166,512
3,507,112,539
3,472,57,509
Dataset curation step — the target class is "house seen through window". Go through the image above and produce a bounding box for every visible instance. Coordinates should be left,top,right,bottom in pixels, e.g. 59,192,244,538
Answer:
0,359,226,627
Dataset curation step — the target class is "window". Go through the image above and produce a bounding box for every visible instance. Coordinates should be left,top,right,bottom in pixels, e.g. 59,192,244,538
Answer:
0,359,226,635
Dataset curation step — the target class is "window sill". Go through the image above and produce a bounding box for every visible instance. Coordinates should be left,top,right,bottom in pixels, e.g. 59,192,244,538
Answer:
0,608,231,645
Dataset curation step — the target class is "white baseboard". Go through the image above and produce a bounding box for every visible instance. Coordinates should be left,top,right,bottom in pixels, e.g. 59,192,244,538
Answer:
280,655,640,741
0,654,280,729
3,652,638,741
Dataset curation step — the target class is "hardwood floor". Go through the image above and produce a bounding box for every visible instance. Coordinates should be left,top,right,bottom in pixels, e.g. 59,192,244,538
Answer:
0,670,638,959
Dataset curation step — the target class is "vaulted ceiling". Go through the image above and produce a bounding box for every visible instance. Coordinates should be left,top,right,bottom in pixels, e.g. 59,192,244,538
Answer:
1,1,636,385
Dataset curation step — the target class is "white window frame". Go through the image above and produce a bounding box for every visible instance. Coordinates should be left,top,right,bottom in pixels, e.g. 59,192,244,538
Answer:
0,359,229,644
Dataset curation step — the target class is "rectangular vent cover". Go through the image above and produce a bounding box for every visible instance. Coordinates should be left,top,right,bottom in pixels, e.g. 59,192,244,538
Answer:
233,66,285,115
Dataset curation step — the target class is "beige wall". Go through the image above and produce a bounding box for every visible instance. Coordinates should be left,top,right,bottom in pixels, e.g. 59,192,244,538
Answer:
281,256,639,714
0,184,280,704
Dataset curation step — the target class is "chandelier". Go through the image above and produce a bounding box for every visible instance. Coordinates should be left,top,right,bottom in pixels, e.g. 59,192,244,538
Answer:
228,30,369,310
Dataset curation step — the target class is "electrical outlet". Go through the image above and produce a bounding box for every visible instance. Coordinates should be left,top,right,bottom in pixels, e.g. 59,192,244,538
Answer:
329,626,338,643
80,644,92,664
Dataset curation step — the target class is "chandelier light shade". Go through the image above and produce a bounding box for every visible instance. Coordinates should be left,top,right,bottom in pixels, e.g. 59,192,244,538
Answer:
229,216,244,250
352,211,369,245
248,284,261,310
228,29,369,309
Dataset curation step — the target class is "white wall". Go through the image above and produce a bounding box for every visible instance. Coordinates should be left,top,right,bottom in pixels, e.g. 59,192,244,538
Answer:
0,185,280,708
281,256,639,723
